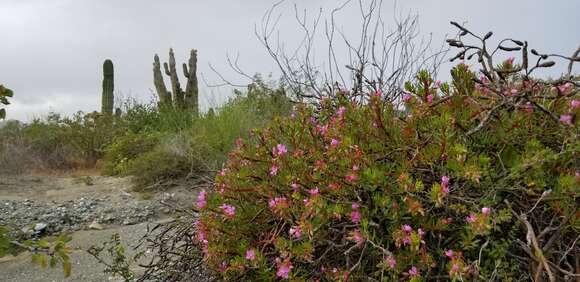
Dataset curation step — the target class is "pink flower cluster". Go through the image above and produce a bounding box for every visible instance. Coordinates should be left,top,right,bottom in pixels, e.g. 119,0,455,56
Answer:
289,226,302,239
408,266,420,277
560,97,578,126
557,82,573,94
220,204,236,218
245,248,256,261
272,144,288,156
441,175,450,195
337,106,347,119
351,229,364,243
275,258,293,279
384,254,397,269
269,197,288,210
475,75,491,95
403,91,413,102
196,190,207,209
270,164,279,176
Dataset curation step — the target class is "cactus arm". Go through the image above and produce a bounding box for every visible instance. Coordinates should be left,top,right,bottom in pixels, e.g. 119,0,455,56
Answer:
163,62,171,76
183,63,189,77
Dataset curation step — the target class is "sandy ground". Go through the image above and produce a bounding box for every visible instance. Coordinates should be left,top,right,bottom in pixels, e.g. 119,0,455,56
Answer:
1,222,150,282
0,174,198,282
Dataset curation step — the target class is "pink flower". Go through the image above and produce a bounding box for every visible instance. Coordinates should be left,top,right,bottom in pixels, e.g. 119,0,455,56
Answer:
441,176,450,194
571,100,580,110
330,138,340,147
316,124,329,136
481,207,491,215
402,224,413,233
351,203,360,210
245,249,256,261
451,263,460,273
375,89,383,97
196,190,207,209
403,92,413,102
385,255,397,269
350,210,361,224
219,261,228,273
506,57,515,65
426,94,434,103
337,106,347,119
273,144,288,156
289,226,302,239
418,228,425,238
269,197,287,209
352,229,364,243
276,258,293,279
220,204,236,218
402,236,411,246
557,83,572,94
219,169,227,176
560,114,573,125
441,175,450,187
445,249,454,258
345,173,358,183
510,88,518,96
434,80,441,89
290,183,299,192
270,164,279,176
408,266,420,277
466,213,477,223
309,188,319,196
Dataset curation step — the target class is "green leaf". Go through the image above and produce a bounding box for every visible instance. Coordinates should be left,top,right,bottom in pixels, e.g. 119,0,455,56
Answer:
63,260,72,277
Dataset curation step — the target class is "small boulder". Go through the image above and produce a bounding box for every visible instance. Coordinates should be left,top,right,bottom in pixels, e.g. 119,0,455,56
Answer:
88,221,104,230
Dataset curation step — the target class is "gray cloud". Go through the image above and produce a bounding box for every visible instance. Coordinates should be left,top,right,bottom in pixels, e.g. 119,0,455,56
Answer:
1,0,578,121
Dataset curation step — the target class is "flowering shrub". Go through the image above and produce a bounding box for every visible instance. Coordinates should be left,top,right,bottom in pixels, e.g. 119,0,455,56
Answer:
196,58,578,280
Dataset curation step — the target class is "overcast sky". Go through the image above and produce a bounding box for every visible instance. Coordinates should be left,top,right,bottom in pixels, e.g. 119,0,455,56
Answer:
1,0,578,121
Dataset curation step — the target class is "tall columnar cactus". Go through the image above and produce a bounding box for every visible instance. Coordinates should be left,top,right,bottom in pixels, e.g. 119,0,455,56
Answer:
101,59,114,114
183,49,199,115
152,48,199,113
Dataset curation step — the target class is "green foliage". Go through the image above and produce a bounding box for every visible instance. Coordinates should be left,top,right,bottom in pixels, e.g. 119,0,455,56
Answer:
0,84,13,119
0,227,73,278
197,67,578,280
88,233,139,282
102,81,292,189
0,111,120,172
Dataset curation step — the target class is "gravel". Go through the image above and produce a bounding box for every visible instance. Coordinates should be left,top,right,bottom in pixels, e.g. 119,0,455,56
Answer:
0,196,160,237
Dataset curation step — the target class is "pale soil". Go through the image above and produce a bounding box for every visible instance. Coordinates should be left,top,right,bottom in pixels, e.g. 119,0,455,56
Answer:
0,174,199,282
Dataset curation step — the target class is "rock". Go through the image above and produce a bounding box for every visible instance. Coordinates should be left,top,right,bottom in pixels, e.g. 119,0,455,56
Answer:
34,222,48,232
88,221,104,230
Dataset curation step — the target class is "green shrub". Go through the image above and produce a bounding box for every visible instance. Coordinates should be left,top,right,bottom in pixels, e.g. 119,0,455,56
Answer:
102,131,163,175
197,65,578,280
102,82,292,188
125,145,191,190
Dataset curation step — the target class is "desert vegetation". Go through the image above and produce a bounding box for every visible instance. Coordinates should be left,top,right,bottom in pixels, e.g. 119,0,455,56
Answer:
0,1,578,282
